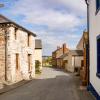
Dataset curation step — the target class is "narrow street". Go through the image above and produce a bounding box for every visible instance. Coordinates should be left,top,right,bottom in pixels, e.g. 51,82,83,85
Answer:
0,67,95,100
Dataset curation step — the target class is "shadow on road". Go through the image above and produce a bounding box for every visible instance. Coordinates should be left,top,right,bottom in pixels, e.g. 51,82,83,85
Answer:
0,67,95,100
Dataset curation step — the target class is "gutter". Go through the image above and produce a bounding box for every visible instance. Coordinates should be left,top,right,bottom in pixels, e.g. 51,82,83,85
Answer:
85,0,89,5
85,0,89,32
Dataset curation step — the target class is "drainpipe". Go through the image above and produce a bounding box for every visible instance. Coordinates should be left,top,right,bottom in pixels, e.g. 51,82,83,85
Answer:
5,26,7,81
74,56,75,72
85,0,90,85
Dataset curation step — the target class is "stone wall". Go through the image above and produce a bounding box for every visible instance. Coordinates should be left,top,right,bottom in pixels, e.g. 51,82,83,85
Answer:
35,49,42,70
6,25,35,83
0,28,5,83
52,52,57,67
64,54,83,72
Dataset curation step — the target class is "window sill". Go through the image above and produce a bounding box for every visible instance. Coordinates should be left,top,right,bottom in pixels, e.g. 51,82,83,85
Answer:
96,73,100,78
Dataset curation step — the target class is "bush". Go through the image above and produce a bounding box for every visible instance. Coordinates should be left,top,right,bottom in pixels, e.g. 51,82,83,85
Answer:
35,60,41,74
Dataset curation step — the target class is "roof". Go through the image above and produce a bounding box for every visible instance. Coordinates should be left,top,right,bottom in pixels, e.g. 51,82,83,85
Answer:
69,50,83,56
76,35,83,50
0,14,36,37
57,53,68,59
57,50,83,59
35,39,42,49
52,48,61,54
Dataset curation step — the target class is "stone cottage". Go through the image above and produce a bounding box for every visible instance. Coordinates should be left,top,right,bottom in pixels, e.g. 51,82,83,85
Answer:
35,39,42,71
52,44,69,68
63,50,83,73
0,14,36,84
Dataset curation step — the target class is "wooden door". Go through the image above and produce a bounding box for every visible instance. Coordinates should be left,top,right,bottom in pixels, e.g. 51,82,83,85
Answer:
28,54,32,71
16,54,19,71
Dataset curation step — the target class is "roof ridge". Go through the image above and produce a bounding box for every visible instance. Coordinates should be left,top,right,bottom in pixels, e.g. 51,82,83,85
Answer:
0,14,36,37
0,14,11,22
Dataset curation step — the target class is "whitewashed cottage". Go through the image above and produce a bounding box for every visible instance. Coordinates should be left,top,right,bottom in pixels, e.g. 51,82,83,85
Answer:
85,0,100,99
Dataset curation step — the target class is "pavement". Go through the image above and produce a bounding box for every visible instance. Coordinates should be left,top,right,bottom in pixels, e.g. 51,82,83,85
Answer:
0,80,32,94
0,67,95,100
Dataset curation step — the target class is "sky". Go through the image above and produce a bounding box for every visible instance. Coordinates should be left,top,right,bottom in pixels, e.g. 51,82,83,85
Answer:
0,0,87,56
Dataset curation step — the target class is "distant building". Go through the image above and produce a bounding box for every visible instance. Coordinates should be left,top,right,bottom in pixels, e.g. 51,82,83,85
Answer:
52,44,69,68
35,39,42,70
85,0,100,99
63,50,83,73
52,51,57,67
0,15,36,84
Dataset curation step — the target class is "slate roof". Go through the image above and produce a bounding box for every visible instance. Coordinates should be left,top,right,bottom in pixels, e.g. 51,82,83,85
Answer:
35,39,42,49
0,15,11,23
0,14,36,37
57,50,83,59
57,53,68,59
52,48,61,54
69,50,83,56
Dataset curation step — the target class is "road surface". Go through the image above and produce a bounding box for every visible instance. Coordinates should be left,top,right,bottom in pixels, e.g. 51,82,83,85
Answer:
0,67,95,100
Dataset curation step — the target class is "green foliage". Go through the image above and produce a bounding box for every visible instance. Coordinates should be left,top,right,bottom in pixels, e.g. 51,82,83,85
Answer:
35,60,41,73
35,60,41,68
43,56,52,67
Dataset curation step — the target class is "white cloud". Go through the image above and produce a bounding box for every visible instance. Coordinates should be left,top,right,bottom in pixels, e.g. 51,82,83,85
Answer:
10,0,83,30
35,29,82,55
54,0,86,14
7,0,86,55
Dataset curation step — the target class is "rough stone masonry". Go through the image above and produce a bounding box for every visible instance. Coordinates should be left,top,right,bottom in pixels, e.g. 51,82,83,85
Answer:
0,15,36,86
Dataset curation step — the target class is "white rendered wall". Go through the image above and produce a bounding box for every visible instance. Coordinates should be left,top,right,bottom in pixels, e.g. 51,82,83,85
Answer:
89,0,100,95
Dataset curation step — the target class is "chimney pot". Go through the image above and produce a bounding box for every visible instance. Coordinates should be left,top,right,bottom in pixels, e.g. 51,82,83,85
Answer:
63,43,66,54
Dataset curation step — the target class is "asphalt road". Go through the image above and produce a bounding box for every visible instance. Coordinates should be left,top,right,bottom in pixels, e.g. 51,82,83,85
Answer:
0,67,95,100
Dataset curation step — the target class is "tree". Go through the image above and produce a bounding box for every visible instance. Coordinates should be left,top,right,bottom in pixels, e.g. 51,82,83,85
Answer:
35,60,41,73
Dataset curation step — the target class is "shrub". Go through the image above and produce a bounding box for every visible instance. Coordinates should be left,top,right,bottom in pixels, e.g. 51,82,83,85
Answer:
35,60,41,74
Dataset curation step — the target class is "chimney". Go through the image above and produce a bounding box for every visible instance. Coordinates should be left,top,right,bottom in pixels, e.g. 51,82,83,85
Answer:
63,43,66,54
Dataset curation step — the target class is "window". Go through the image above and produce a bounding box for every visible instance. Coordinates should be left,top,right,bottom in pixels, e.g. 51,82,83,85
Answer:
16,54,20,71
96,0,100,12
64,60,68,63
28,34,31,46
97,35,100,78
28,54,32,71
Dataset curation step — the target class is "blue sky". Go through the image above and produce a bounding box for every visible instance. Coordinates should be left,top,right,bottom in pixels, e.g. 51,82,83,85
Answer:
0,0,87,55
